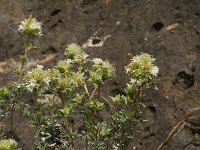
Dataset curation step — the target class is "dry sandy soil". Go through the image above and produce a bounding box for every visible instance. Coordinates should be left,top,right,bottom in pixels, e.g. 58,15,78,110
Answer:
0,0,200,149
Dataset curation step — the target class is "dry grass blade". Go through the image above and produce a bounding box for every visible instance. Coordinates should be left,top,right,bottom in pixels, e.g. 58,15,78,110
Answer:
156,110,200,150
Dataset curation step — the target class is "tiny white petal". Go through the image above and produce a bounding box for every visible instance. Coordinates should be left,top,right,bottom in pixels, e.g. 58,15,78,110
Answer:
44,77,51,85
26,80,36,92
18,16,42,36
66,59,73,64
130,78,136,84
92,58,102,64
132,56,140,63
83,54,89,59
125,68,131,73
37,65,44,69
151,66,159,76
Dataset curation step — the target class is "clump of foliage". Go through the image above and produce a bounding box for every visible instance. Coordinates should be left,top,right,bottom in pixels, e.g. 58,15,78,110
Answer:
0,16,159,150
0,139,18,150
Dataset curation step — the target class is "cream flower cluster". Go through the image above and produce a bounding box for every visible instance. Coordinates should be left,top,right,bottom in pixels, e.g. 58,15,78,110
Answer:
92,58,103,64
125,53,159,88
89,58,115,84
126,53,159,77
151,66,159,76
26,79,37,92
0,139,17,150
26,65,50,92
18,16,42,37
65,43,88,66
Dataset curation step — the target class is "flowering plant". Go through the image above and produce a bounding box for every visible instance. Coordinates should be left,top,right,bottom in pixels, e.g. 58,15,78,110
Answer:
0,16,159,150
0,139,18,150
18,15,42,37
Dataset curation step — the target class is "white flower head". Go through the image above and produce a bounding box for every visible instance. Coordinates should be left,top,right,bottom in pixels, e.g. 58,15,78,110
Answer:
44,77,51,85
26,80,36,92
16,83,22,89
66,59,73,64
9,139,17,145
132,55,141,63
83,53,89,59
92,58,102,64
0,139,17,150
18,16,42,37
130,78,136,84
151,66,159,76
125,68,131,73
37,65,44,69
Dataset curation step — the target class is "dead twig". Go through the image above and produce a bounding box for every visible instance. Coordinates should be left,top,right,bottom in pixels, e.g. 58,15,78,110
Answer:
156,110,200,150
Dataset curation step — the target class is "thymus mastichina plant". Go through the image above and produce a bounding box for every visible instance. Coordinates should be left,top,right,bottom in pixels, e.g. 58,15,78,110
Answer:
0,139,18,150
0,16,159,150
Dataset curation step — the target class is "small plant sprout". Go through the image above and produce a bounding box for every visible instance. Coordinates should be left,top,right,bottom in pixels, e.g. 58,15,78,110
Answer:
0,16,159,150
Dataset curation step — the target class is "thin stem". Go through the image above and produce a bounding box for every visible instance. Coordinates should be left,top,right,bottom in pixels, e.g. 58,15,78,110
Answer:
106,139,109,150
10,102,14,137
18,59,25,81
50,95,56,119
95,84,102,122
101,95,114,115
156,112,200,150
85,136,88,150
71,138,74,149
57,89,66,106
19,35,30,81
34,92,38,105
10,36,30,136
83,84,90,97
67,117,74,149
97,84,101,101
83,112,90,150
89,86,98,100
10,89,20,137
156,120,185,150
95,123,100,142
133,86,142,111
